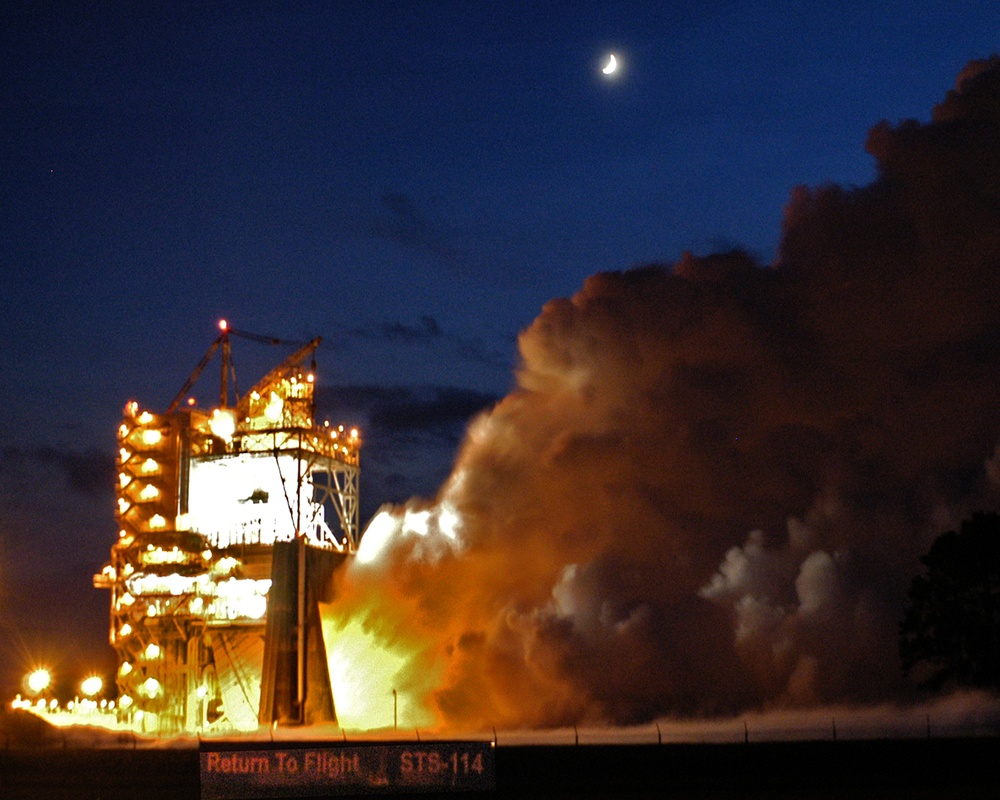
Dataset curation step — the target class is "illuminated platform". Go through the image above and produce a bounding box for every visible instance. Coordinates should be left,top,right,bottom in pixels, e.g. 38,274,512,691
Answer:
94,325,361,734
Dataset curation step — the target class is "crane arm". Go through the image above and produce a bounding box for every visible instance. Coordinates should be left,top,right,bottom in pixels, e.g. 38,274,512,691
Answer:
236,337,323,418
166,335,224,414
164,326,321,415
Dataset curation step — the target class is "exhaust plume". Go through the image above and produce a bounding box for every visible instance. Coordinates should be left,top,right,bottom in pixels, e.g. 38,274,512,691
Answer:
325,57,1000,730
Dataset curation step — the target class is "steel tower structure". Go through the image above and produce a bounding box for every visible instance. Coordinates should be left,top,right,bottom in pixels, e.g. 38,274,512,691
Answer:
94,324,360,734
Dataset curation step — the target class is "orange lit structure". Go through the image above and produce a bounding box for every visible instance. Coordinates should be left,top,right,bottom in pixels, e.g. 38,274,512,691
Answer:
95,325,360,734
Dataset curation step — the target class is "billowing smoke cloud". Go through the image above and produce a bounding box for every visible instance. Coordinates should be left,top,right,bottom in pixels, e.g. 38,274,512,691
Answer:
327,57,1000,730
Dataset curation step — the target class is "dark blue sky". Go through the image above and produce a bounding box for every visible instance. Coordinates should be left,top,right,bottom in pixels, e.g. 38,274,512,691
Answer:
2,1,999,699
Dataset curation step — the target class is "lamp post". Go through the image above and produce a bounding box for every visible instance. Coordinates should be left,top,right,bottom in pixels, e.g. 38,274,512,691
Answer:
81,676,103,698
26,668,51,696
392,689,397,731
23,668,51,712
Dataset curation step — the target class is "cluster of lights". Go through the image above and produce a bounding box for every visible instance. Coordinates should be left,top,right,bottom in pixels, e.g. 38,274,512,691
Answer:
12,696,118,713
11,697,59,712
324,422,361,441
214,577,270,620
11,670,114,714
141,544,194,566
116,402,177,536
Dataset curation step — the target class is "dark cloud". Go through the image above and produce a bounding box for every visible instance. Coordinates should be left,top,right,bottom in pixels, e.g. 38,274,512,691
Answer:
369,191,463,268
319,383,499,439
37,447,115,499
317,383,500,519
370,387,500,436
0,446,114,500
347,315,510,368
348,316,442,343
327,58,1000,729
0,446,116,695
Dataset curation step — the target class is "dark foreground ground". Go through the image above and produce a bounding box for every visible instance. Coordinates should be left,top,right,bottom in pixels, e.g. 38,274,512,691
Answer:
1,711,998,799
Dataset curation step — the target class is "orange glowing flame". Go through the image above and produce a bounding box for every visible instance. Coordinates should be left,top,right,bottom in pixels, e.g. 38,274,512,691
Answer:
322,502,466,731
323,614,436,731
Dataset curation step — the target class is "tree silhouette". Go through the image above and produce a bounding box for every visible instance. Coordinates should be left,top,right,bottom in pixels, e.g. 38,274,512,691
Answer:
900,512,1000,691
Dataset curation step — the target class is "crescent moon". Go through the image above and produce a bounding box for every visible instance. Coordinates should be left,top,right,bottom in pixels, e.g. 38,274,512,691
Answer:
601,54,618,75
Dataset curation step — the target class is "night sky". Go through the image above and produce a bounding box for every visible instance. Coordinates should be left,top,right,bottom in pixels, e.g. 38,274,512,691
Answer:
3,2,1000,720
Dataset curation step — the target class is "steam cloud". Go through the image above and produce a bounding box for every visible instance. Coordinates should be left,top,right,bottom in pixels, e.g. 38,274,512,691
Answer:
328,58,1000,730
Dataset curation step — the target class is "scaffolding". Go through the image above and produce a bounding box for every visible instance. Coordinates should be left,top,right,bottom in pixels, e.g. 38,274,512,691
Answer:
94,326,360,734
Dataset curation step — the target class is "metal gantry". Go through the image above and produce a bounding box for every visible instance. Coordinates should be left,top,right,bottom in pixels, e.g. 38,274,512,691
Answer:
95,325,361,734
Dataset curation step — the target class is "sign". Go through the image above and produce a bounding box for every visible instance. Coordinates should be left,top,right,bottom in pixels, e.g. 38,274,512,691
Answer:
200,740,495,798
